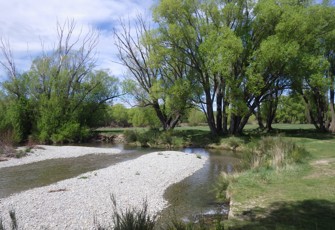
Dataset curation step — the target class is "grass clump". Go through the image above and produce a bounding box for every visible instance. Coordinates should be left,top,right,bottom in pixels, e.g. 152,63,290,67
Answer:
96,195,156,230
242,136,309,170
214,172,238,202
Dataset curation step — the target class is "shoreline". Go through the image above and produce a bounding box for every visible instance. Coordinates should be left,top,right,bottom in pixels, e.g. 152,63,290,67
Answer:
0,149,207,229
0,145,122,169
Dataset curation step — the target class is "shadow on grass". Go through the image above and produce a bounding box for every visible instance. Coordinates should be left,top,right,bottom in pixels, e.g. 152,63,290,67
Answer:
229,199,335,230
174,129,221,147
244,127,335,141
273,129,334,140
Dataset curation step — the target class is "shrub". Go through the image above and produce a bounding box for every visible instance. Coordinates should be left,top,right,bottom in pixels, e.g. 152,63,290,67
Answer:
123,130,138,143
50,122,90,144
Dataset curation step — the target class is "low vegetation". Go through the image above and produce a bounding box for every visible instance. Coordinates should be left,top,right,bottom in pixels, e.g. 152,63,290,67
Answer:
216,133,335,230
95,195,156,230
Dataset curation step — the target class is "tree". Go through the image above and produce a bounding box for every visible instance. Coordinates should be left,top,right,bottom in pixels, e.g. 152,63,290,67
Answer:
152,0,301,135
276,4,335,132
0,20,120,143
114,17,195,131
152,0,244,135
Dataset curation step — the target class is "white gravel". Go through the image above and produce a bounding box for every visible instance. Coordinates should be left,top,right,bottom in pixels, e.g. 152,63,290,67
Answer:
0,145,122,169
0,150,207,229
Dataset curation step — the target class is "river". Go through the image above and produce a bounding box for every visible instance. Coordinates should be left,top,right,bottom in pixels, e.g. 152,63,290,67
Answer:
0,144,240,224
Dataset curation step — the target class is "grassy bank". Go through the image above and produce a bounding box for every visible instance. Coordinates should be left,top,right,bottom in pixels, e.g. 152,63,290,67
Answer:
224,135,335,230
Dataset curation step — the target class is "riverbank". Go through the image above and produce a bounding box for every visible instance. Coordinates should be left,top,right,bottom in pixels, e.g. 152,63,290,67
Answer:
0,150,207,229
0,145,122,169
224,136,335,229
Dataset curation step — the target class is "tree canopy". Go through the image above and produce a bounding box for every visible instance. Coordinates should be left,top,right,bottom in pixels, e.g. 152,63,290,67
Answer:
0,21,120,143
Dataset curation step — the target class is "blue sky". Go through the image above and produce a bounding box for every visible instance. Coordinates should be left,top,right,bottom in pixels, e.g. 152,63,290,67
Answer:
0,0,156,81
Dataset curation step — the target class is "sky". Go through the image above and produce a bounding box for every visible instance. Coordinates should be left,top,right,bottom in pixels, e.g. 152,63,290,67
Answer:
0,0,157,81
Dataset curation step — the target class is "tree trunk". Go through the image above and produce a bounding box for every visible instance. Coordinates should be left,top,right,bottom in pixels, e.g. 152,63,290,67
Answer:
152,102,180,131
329,82,335,133
302,92,328,132
216,90,223,135
255,105,264,130
229,114,242,135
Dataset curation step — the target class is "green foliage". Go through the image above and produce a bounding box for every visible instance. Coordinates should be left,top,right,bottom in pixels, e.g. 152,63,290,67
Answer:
123,129,186,148
109,104,130,127
128,107,161,129
214,172,237,202
227,137,244,151
50,122,90,144
187,108,207,126
123,130,138,143
0,21,119,143
275,94,307,124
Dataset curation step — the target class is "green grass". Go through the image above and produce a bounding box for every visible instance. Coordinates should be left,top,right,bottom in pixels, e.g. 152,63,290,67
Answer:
224,135,335,230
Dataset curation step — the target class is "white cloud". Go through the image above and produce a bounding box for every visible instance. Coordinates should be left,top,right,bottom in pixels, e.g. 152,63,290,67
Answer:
0,0,156,80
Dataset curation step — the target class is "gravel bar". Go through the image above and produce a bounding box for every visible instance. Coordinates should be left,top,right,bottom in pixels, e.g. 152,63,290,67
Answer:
0,145,122,169
0,150,207,229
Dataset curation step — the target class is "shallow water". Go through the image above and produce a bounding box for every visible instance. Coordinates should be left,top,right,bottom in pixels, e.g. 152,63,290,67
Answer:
159,148,240,224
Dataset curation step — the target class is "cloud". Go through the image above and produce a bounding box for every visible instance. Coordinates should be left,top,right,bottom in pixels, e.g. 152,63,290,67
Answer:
0,0,156,80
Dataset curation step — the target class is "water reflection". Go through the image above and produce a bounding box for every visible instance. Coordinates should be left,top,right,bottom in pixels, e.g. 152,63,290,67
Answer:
160,148,240,223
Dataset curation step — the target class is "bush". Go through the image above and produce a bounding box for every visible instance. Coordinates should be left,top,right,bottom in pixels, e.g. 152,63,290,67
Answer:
123,130,138,143
50,122,90,144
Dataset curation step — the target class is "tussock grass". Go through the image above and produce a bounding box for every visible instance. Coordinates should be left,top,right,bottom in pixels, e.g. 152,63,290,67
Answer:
95,195,156,230
242,136,309,170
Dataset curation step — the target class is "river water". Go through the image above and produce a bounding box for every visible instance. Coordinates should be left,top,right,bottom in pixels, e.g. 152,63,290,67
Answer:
0,145,240,223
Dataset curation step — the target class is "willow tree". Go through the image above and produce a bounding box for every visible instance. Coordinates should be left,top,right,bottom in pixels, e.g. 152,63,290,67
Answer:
275,4,335,132
152,0,302,135
114,18,195,130
152,0,244,135
1,20,120,143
